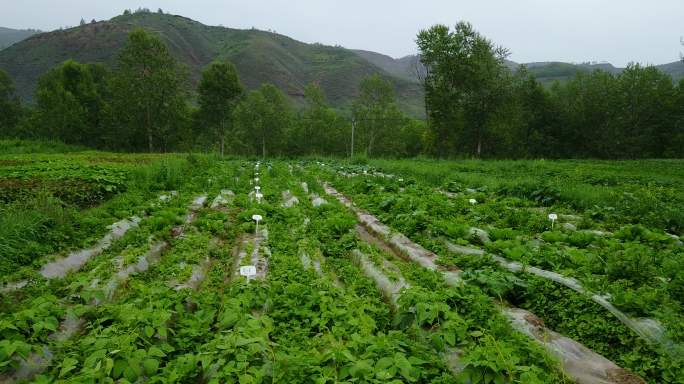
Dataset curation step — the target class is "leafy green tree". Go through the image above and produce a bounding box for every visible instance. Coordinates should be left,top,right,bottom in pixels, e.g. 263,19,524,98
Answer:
0,69,21,137
234,83,292,157
614,64,677,158
109,28,188,152
33,60,108,147
546,65,678,159
352,75,405,157
197,61,243,155
396,119,427,157
293,83,349,156
670,78,684,157
547,70,619,157
504,66,557,158
417,22,509,157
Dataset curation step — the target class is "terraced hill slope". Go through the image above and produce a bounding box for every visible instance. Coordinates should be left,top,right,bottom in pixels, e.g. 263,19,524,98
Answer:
0,12,424,116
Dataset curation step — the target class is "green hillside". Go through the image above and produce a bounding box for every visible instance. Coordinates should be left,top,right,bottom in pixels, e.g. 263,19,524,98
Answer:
522,61,684,85
656,60,684,81
352,49,422,82
0,27,40,50
0,12,424,116
362,52,684,88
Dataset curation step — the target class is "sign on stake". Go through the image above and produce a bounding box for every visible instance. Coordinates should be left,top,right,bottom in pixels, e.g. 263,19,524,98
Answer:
240,265,257,278
548,213,558,230
252,214,263,235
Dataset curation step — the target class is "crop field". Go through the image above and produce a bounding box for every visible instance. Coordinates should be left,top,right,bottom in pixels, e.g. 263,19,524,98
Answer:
1,147,683,383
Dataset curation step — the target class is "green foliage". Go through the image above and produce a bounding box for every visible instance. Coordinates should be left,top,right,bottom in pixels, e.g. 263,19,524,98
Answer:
197,60,244,155
417,22,510,157
5,16,681,159
417,23,684,159
320,158,684,382
0,69,21,136
0,139,86,154
0,12,424,116
0,155,131,206
31,60,109,147
0,151,208,275
108,28,189,152
4,158,684,383
288,83,350,157
352,74,415,157
548,65,681,158
234,83,293,157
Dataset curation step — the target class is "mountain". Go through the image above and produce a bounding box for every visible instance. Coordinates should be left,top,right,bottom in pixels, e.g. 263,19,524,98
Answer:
654,60,684,82
521,61,684,86
352,50,422,82
0,12,424,116
523,61,621,86
0,27,40,50
2,12,680,117
360,53,684,87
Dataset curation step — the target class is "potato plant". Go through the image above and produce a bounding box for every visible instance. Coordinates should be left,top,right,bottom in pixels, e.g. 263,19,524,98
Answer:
1,152,682,383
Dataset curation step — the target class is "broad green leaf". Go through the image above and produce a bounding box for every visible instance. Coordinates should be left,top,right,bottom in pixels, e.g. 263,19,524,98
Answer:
144,326,155,338
143,358,159,375
148,346,166,358
59,357,78,378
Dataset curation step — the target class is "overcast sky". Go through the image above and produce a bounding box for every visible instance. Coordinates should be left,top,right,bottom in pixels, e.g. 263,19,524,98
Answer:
2,0,682,66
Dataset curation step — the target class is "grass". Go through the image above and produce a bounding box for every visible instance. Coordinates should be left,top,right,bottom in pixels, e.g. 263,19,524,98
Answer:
368,158,684,232
0,139,87,154
3,152,683,382
0,146,215,277
320,159,684,382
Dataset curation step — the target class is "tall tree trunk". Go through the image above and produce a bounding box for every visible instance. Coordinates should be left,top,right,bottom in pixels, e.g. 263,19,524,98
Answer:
476,124,482,157
262,136,266,159
367,119,374,156
476,99,486,158
220,120,225,156
146,105,153,152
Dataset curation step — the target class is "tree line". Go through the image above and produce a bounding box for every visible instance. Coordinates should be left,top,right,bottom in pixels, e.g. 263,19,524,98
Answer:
0,25,682,159
0,28,418,157
417,22,684,159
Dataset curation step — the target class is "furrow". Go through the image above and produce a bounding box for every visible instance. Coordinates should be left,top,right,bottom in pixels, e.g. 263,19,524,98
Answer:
323,181,644,384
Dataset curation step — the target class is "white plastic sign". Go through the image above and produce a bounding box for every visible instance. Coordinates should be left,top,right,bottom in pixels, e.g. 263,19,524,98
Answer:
252,214,263,233
240,265,257,277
